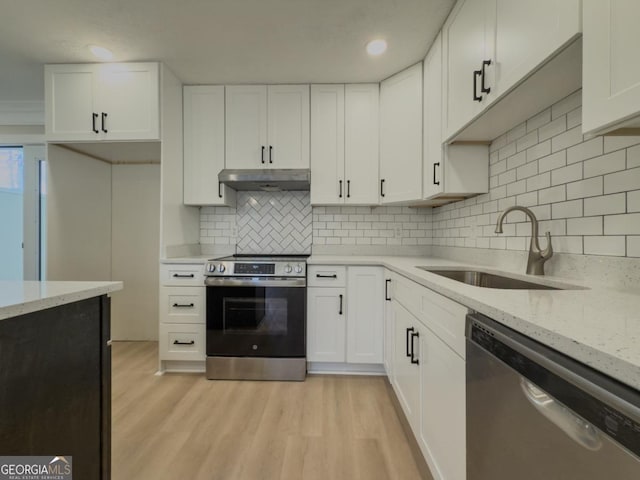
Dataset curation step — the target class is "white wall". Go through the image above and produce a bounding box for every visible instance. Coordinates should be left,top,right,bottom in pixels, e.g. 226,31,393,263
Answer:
46,145,112,280
111,164,160,341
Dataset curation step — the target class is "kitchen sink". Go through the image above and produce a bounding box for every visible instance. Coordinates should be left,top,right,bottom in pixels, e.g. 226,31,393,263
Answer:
417,267,563,290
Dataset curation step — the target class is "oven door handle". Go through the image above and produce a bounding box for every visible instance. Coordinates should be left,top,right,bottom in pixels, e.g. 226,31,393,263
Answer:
204,277,306,287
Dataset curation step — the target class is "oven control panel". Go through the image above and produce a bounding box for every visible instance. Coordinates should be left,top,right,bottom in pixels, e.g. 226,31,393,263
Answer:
205,258,307,278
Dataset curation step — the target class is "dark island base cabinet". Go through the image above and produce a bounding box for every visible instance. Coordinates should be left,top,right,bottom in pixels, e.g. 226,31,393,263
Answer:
0,296,111,480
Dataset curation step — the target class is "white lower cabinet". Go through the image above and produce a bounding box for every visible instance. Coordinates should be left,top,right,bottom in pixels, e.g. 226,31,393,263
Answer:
383,270,395,381
307,266,384,370
158,263,206,372
388,271,467,480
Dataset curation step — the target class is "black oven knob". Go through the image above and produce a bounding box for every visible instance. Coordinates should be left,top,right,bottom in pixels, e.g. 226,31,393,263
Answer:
284,264,293,274
207,264,215,273
294,264,303,274
217,264,226,273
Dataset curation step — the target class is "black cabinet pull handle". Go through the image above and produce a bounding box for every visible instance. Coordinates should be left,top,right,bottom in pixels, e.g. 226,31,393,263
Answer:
172,303,195,308
173,340,195,345
385,279,391,301
406,327,414,358
218,181,223,198
101,112,108,133
380,179,386,197
261,146,265,164
347,180,351,198
338,294,343,315
316,274,337,279
481,59,492,94
473,70,482,102
433,162,440,185
411,331,420,365
172,273,195,278
269,145,273,164
92,113,99,133
339,180,343,198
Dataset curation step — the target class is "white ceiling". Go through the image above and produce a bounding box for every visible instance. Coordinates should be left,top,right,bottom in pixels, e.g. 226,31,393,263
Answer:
0,0,455,103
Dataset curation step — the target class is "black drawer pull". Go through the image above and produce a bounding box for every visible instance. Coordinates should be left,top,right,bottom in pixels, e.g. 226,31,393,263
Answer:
172,273,195,278
385,279,391,301
339,180,343,198
269,145,273,164
481,59,492,94
433,162,440,185
316,274,337,279
473,70,482,102
172,303,194,308
173,340,195,346
380,179,386,197
101,112,108,133
92,113,99,133
261,145,265,164
406,327,414,357
347,180,351,198
410,331,420,365
338,294,343,315
218,181,223,198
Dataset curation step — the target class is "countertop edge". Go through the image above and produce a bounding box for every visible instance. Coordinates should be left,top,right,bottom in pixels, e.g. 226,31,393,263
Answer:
0,281,124,321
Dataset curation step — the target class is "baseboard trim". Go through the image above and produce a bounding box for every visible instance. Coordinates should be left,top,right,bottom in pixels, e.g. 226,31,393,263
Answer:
307,362,385,376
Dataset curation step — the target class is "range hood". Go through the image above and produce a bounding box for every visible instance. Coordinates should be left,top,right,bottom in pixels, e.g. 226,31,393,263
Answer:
218,168,310,191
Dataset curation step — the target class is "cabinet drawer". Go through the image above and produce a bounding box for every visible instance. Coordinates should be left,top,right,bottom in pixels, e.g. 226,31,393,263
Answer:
160,264,205,286
307,265,347,287
418,288,467,359
160,286,205,324
159,323,205,361
392,272,426,319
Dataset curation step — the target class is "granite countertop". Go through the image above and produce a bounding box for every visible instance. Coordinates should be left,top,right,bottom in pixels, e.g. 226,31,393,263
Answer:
0,281,123,321
308,255,640,391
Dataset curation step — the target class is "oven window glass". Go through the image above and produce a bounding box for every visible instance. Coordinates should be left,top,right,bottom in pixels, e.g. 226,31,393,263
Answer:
223,296,288,335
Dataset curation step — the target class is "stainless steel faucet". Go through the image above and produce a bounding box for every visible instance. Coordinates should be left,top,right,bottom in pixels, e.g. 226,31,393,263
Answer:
495,206,553,275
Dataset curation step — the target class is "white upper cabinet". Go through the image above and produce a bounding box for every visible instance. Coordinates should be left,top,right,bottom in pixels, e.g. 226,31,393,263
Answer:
311,84,379,205
183,86,235,206
225,85,268,169
442,0,493,139
45,63,159,142
442,0,581,140
380,63,423,204
225,85,309,170
345,84,380,205
583,0,640,135
424,34,489,204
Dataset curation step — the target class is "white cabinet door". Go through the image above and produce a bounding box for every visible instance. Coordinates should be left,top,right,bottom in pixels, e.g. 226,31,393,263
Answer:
423,33,445,199
45,65,97,141
311,84,345,205
583,0,640,134
346,267,384,364
225,85,268,169
95,62,160,140
442,0,493,139
419,327,466,480
307,287,346,363
380,63,423,204
267,85,310,169
183,86,235,206
383,272,395,380
493,0,580,99
392,302,422,429
345,84,380,205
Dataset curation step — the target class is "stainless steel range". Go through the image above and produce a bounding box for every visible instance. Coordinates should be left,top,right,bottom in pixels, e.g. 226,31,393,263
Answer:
204,254,308,381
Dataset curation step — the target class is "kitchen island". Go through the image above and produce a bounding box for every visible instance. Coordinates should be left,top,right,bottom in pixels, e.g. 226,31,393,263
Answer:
0,281,122,480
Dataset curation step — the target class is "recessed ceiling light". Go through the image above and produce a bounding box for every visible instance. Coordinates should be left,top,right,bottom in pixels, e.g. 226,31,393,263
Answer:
366,39,387,56
89,45,113,61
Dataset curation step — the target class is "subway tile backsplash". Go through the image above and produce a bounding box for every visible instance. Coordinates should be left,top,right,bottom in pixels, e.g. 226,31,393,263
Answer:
432,89,640,258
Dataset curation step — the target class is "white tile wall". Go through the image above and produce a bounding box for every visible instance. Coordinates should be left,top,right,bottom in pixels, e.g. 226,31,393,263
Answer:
312,206,432,247
432,90,640,257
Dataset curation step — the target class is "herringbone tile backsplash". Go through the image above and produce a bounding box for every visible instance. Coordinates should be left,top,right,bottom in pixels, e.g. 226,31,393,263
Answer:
200,192,312,254
237,191,312,254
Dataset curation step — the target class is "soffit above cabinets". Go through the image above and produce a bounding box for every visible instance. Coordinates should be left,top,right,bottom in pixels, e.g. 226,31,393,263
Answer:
0,0,455,104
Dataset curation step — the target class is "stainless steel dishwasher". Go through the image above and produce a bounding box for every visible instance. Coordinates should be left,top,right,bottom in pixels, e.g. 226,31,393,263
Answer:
466,312,640,479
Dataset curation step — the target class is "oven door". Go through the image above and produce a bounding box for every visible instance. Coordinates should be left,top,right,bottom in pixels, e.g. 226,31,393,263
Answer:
206,277,306,358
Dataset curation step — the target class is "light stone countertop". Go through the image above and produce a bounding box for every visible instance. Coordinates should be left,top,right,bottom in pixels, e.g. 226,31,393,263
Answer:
0,281,123,321
308,255,640,391
160,255,213,264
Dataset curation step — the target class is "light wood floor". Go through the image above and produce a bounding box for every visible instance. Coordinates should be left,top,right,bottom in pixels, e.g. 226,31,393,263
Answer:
112,342,429,480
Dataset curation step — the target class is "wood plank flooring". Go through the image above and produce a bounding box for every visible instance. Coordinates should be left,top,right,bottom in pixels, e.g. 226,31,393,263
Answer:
111,342,428,480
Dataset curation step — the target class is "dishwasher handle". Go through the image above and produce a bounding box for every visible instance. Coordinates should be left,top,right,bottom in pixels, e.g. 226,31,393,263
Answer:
521,378,602,451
